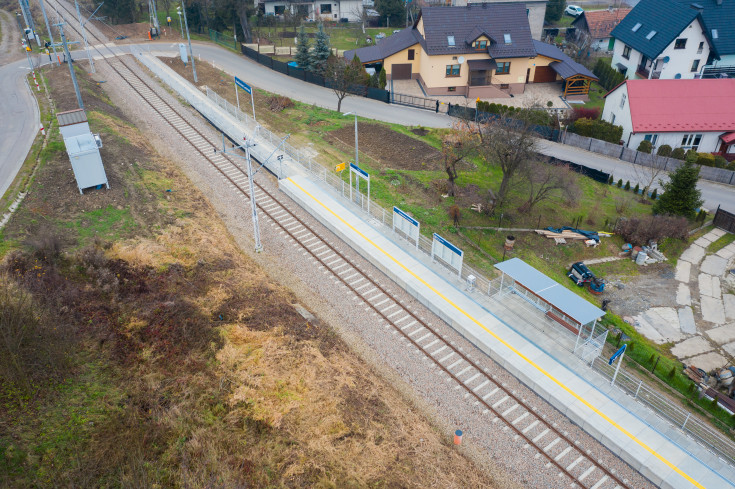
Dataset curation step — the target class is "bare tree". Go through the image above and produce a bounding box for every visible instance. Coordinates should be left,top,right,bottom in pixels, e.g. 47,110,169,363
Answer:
324,56,368,112
476,110,538,209
441,119,480,197
519,162,579,213
634,156,668,197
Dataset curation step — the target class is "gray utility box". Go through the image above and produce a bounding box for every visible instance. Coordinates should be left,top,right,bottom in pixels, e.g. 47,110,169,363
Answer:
56,109,109,194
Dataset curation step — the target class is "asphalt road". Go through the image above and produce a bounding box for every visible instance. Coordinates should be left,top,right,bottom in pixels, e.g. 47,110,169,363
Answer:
4,38,733,212
0,7,40,200
137,42,735,212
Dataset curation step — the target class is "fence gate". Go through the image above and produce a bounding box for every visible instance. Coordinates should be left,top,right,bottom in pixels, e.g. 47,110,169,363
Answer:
714,206,735,233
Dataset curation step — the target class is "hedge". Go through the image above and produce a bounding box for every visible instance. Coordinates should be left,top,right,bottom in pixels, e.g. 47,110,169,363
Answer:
593,59,625,91
476,101,553,126
569,117,623,143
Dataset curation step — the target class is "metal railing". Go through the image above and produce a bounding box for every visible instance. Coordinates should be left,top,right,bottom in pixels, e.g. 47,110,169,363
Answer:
208,29,237,50
202,86,735,469
591,355,735,465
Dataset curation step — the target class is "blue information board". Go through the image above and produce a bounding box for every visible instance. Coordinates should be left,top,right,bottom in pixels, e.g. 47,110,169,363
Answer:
394,207,418,227
234,76,251,94
609,344,626,365
350,162,369,179
433,233,463,257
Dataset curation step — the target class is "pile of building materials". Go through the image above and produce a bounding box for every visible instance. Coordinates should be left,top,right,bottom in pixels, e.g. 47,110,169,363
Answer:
536,226,601,244
631,242,667,265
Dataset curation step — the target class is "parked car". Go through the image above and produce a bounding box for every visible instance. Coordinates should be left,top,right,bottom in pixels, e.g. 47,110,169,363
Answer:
565,5,584,16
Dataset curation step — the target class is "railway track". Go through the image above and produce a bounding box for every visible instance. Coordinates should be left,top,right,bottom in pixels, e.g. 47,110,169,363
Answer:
46,3,635,487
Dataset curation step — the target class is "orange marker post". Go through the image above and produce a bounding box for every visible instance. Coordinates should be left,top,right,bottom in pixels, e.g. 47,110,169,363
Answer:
453,430,463,445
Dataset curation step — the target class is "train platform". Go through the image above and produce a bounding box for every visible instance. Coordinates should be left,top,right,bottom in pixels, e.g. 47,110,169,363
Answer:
280,174,734,489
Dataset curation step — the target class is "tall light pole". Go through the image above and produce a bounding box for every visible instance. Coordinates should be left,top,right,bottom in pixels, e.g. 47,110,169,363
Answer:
176,8,183,39
38,0,60,65
180,0,197,82
343,111,358,167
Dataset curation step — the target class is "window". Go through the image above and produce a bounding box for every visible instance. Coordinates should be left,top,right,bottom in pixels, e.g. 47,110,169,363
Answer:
496,61,511,74
691,59,700,72
448,86,456,92
407,49,415,60
622,45,631,59
320,3,331,13
447,35,455,47
644,134,658,146
610,113,616,125
503,33,512,44
500,83,510,89
646,31,657,40
445,64,460,77
674,38,687,49
620,93,626,109
274,5,285,14
472,40,487,50
697,41,704,54
632,23,642,32
681,134,703,150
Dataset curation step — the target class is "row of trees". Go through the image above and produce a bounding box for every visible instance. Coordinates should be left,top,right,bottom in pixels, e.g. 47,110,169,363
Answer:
442,112,580,215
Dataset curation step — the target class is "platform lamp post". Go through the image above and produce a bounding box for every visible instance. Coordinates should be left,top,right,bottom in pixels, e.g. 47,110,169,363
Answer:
176,6,183,39
180,0,197,82
343,111,358,167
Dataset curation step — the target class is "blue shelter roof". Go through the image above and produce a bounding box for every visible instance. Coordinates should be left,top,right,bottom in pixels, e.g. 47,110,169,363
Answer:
494,258,605,325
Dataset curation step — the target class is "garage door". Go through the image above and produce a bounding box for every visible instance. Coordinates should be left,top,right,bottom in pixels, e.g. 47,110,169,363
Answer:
392,63,412,80
534,66,557,83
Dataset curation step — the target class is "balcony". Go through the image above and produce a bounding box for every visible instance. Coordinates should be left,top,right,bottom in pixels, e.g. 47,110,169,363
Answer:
636,66,650,79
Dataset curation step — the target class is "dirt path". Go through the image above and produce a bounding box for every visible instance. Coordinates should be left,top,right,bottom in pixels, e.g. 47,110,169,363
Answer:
0,9,22,65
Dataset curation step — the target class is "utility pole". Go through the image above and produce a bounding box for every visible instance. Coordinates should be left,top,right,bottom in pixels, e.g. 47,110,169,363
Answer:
149,0,160,32
38,0,60,65
57,22,84,110
74,0,94,73
176,8,183,38
181,0,197,82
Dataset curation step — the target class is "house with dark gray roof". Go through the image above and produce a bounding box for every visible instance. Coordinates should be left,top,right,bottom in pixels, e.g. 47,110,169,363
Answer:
610,0,716,80
672,0,735,71
344,4,597,100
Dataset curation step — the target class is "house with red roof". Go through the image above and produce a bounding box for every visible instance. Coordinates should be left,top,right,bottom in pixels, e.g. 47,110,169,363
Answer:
571,8,631,53
601,79,735,159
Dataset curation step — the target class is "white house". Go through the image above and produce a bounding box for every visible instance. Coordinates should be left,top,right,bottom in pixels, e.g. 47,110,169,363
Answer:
602,79,735,158
264,0,364,22
609,0,714,79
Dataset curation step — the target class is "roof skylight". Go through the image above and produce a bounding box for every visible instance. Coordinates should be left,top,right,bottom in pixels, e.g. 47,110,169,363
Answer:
504,33,512,44
447,35,455,46
646,30,657,40
632,23,642,32
712,29,718,39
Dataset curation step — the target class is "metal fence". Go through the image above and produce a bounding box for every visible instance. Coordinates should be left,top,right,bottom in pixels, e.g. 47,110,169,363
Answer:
590,355,735,465
714,206,735,233
208,29,237,50
447,104,562,141
240,44,391,104
201,84,735,470
391,92,442,112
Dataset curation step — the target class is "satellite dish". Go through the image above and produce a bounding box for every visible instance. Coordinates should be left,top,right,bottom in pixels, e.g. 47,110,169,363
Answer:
663,56,670,63
458,56,465,63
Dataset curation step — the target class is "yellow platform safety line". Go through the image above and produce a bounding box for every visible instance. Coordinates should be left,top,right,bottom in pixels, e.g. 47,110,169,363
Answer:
287,177,707,489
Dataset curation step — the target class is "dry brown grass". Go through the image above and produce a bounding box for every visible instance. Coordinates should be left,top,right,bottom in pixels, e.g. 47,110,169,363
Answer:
1,54,502,489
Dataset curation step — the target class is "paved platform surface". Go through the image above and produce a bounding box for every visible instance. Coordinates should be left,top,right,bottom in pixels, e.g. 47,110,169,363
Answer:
280,174,735,489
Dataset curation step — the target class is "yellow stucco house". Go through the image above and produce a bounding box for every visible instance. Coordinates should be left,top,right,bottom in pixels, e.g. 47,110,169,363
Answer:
345,4,597,99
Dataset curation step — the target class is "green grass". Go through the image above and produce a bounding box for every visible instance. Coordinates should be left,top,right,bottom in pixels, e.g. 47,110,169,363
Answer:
582,81,607,111
1,358,121,486
708,232,735,253
61,205,137,245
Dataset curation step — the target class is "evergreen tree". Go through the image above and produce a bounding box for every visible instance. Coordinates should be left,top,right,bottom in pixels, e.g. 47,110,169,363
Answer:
653,161,703,218
375,0,405,27
295,26,311,71
378,68,387,89
310,23,331,76
545,0,565,22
